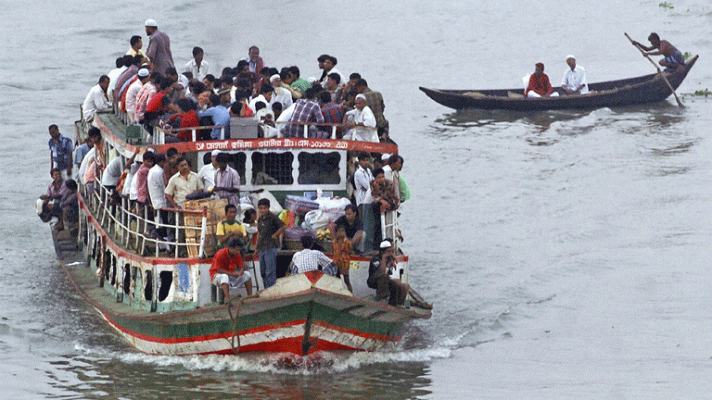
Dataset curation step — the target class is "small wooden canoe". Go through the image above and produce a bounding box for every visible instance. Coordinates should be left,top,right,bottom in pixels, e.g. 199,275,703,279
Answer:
420,55,698,111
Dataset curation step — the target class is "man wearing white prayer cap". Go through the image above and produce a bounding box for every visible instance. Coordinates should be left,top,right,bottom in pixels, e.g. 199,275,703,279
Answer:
343,94,378,142
144,18,174,75
269,74,293,109
561,54,589,95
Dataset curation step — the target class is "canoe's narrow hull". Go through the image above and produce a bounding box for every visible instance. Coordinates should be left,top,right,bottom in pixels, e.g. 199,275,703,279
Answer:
420,55,698,111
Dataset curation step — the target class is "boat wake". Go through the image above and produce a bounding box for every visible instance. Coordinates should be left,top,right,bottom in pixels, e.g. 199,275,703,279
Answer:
73,333,452,375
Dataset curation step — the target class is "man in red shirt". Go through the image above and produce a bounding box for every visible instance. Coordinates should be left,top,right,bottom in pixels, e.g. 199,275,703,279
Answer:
166,98,199,141
210,239,253,303
525,63,558,98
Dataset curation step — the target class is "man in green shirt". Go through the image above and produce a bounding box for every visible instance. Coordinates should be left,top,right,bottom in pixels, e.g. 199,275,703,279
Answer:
216,204,246,248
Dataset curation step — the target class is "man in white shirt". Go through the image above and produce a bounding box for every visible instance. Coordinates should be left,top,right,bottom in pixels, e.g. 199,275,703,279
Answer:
343,94,378,142
354,152,373,208
561,55,589,95
107,56,128,99
184,46,209,81
198,150,220,188
248,84,275,110
82,75,112,122
382,154,403,202
320,55,346,89
148,153,167,210
125,68,149,122
101,154,124,189
269,74,293,110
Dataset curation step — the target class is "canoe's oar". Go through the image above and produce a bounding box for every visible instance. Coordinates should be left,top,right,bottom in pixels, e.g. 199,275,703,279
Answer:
625,32,684,108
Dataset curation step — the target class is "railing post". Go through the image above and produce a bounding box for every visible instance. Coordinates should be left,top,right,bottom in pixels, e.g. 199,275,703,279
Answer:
198,206,208,258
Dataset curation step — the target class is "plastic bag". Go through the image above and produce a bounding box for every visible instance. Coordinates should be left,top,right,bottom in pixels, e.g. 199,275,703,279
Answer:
249,189,283,215
315,196,352,221
304,210,330,232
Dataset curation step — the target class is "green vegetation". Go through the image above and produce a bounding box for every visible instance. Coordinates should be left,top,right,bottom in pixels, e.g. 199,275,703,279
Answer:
683,52,693,61
659,2,674,9
693,89,711,97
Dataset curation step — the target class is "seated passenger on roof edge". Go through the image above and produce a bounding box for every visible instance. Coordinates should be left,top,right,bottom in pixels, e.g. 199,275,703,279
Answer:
343,94,378,142
283,87,324,138
82,75,112,124
525,63,559,98
632,32,685,73
319,90,344,138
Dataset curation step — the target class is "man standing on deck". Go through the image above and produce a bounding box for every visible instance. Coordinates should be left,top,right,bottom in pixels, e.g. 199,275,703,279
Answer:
561,55,588,95
256,198,286,289
82,75,112,123
48,124,73,180
198,150,220,188
144,19,174,75
164,157,203,209
213,152,241,206
632,33,685,73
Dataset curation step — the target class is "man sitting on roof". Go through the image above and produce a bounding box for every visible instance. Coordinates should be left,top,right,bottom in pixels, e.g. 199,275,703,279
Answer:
211,238,253,303
632,33,685,73
198,93,231,139
525,63,559,98
82,75,112,123
283,88,324,138
343,94,378,142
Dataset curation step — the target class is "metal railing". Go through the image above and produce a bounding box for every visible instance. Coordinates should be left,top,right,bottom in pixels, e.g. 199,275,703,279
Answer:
82,179,208,258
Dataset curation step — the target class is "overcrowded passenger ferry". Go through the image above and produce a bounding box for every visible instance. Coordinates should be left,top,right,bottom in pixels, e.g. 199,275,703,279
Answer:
49,77,432,356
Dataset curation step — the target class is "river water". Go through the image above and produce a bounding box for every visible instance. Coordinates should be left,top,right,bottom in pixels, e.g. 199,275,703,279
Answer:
2,0,712,398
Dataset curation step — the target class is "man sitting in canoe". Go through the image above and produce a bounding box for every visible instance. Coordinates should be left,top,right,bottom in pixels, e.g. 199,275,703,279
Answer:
561,55,589,95
632,33,685,73
525,63,559,98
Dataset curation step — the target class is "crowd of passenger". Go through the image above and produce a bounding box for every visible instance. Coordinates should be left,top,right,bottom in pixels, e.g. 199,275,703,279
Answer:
45,19,419,307
82,19,392,144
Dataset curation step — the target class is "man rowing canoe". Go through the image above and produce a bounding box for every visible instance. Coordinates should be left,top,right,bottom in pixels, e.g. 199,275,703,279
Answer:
632,33,685,73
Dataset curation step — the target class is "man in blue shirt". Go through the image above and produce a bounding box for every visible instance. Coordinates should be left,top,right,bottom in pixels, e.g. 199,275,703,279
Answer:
73,138,93,181
48,124,73,179
198,93,231,139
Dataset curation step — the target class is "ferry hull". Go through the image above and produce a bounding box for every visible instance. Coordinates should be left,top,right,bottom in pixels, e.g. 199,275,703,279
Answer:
55,222,426,357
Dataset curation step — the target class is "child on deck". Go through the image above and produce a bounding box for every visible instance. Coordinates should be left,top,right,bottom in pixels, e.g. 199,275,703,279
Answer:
332,225,353,292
